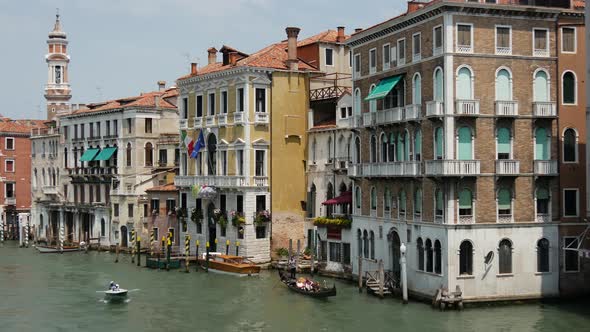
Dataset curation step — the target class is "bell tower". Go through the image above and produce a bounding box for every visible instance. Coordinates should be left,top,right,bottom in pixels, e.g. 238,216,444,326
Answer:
44,11,71,120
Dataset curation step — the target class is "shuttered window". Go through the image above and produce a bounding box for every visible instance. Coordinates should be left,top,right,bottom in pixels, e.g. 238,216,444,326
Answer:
561,27,575,53
497,127,511,159
457,24,472,47
498,239,512,274
498,189,512,215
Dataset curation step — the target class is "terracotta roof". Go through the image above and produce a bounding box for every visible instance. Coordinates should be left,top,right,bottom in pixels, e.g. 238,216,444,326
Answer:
146,183,178,192
573,0,585,9
69,87,178,115
297,29,350,47
178,41,317,80
0,118,46,134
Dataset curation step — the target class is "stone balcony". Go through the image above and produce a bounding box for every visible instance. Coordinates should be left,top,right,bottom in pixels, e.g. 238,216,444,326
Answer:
217,114,228,126
254,112,269,125
4,197,16,205
426,101,444,117
42,186,58,195
455,100,480,116
375,108,402,125
205,115,216,127
174,175,268,188
179,119,188,129
495,101,519,117
363,112,376,127
233,112,244,125
193,117,203,128
495,160,520,175
348,161,421,178
404,105,421,121
533,102,557,117
425,160,480,176
534,160,558,176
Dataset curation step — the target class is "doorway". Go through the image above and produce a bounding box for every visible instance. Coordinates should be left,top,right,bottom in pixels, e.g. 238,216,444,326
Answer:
389,228,401,280
207,202,217,252
120,225,128,247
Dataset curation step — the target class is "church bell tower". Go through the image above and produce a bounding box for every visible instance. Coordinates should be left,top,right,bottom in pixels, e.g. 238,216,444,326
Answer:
44,12,72,120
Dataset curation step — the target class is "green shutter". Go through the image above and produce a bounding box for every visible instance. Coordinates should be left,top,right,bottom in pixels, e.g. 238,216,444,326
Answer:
457,67,472,100
435,128,444,158
400,190,406,210
371,188,376,209
535,128,548,160
537,187,549,200
436,190,443,210
397,133,404,161
458,127,472,160
415,130,422,155
497,127,510,154
434,70,444,101
498,189,511,210
413,75,422,104
496,69,511,101
459,189,472,209
415,189,422,213
563,73,575,104
534,71,548,102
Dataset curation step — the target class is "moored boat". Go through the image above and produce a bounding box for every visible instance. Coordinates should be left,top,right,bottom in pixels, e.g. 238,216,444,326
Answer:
278,270,337,298
35,245,81,253
197,253,260,276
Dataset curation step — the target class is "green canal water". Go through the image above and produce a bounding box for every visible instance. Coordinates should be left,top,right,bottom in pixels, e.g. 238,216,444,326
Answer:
1,241,589,332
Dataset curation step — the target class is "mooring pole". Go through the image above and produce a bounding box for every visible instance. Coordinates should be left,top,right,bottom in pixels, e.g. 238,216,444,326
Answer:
59,226,64,254
136,236,141,267
358,256,363,293
185,235,190,273
166,237,171,271
149,230,154,257
25,223,29,248
115,244,120,263
160,236,166,270
226,239,230,255
195,240,200,271
235,241,240,256
130,229,136,264
378,259,385,298
0,222,4,245
400,243,408,304
205,241,210,273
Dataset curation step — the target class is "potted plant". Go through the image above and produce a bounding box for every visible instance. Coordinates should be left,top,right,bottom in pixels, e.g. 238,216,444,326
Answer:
276,247,289,260
218,211,228,229
229,210,246,227
254,210,271,226
191,208,203,224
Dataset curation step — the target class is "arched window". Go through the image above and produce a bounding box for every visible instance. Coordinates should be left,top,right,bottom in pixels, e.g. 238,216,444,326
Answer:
357,229,362,256
434,127,444,160
369,230,375,259
459,240,473,275
414,129,422,161
370,135,377,163
145,142,153,166
311,139,316,163
126,143,132,167
497,127,511,159
33,169,38,189
533,70,549,102
63,147,68,168
537,238,550,272
327,136,333,162
535,127,549,160
354,137,361,164
369,85,377,112
414,188,422,218
380,133,388,162
456,66,473,100
207,134,217,175
354,88,361,115
433,68,444,101
425,239,433,272
355,186,361,210
495,68,512,101
42,169,46,186
399,189,406,218
435,188,444,220
434,240,442,274
388,133,396,162
458,126,473,160
370,187,377,211
326,182,334,217
498,188,512,218
397,132,406,161
562,71,576,104
536,186,550,216
417,237,424,271
363,230,369,258
100,218,106,237
498,239,512,274
384,188,391,214
459,188,473,217
413,73,422,105
563,128,577,162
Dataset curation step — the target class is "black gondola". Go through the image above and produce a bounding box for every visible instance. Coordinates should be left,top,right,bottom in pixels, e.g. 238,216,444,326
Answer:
278,270,337,298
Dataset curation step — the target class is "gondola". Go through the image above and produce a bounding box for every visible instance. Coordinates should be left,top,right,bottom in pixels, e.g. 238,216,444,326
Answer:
278,270,337,298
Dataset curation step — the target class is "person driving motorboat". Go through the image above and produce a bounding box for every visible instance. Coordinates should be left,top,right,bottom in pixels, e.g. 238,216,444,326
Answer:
109,281,119,291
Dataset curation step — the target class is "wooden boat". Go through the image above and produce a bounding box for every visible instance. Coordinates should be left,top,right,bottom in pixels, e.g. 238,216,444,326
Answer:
278,270,337,298
35,245,81,253
197,253,260,276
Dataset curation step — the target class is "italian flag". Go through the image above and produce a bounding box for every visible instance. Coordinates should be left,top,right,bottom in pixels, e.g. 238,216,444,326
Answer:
181,130,195,155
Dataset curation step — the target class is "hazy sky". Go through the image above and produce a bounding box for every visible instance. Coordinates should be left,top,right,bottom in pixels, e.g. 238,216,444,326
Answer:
0,0,406,120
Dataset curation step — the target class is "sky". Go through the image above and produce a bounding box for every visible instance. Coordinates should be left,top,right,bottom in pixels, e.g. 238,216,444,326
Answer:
0,0,406,120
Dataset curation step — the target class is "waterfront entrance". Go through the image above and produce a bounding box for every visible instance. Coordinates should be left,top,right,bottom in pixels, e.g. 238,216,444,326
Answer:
207,202,217,252
120,225,128,247
389,228,401,279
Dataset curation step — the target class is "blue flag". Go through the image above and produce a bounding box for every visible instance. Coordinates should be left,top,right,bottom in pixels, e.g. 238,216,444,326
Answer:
190,130,205,159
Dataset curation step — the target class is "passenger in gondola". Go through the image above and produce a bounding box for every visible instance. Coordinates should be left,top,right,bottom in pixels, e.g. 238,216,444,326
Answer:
288,256,297,279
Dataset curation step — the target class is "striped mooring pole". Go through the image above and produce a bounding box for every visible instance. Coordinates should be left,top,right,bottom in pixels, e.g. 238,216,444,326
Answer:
149,230,155,257
184,234,191,273
1,222,4,244
59,226,64,253
195,240,200,271
131,229,136,263
24,223,29,248
236,241,240,256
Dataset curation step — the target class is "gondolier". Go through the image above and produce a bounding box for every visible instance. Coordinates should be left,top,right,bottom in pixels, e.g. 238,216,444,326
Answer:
288,256,297,279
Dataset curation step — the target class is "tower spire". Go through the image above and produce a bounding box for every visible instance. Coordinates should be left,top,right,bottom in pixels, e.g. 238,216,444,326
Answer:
45,12,71,120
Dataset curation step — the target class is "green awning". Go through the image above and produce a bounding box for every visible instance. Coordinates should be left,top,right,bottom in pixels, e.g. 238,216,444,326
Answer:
93,147,117,161
364,75,403,101
79,148,100,162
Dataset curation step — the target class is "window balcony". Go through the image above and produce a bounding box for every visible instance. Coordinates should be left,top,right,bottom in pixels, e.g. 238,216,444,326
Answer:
495,46,512,56
495,160,520,175
375,108,402,125
4,197,16,205
179,119,188,129
363,112,376,127
233,112,244,125
533,102,556,117
458,215,474,224
253,176,268,187
455,100,480,116
495,101,519,116
205,115,216,127
352,115,362,128
456,45,472,54
404,104,421,121
433,46,442,57
425,101,444,118
412,53,421,63
533,49,549,57
534,160,558,176
425,160,480,176
254,112,269,125
349,162,421,178
193,117,203,128
217,114,227,127
497,214,513,223
42,186,58,195
334,157,350,171
536,214,551,223
174,175,251,188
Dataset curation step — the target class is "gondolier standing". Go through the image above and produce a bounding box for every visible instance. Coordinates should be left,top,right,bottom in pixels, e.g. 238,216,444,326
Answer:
288,256,297,279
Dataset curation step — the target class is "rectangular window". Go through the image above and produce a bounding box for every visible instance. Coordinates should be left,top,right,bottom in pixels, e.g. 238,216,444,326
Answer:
159,149,167,165
457,24,473,52
196,95,203,117
237,150,244,176
63,184,68,200
114,203,119,217
237,88,244,112
126,119,132,134
354,54,361,77
255,150,265,176
342,243,351,265
256,226,266,239
80,124,85,138
329,242,341,262
63,126,68,140
369,48,376,73
412,33,421,60
220,151,227,175
325,48,334,66
105,121,110,136
80,185,85,203
5,138,14,150
433,26,443,55
255,88,266,113
89,184,94,203
5,182,15,198
221,91,228,114
96,122,101,137
256,195,266,212
89,123,94,138
145,118,152,133
128,203,134,218
166,199,176,215
382,44,390,70
113,120,118,136
143,203,148,218
96,184,101,203
74,124,78,139
182,97,188,119
320,241,328,261
237,195,243,213
496,26,511,54
5,159,14,172
397,39,406,64
349,51,352,68
151,199,160,214
563,189,579,217
340,107,347,119
564,237,579,272
208,93,215,116
152,227,159,242
561,27,576,53
533,28,549,56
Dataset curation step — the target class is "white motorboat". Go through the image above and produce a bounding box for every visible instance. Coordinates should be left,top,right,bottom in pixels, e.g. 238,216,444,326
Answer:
101,288,128,302
36,245,81,253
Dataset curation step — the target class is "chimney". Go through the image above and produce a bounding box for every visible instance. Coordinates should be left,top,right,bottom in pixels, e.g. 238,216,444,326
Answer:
336,26,345,42
229,52,239,66
407,0,426,13
285,27,301,71
354,28,363,33
207,47,218,65
190,62,197,75
157,80,166,92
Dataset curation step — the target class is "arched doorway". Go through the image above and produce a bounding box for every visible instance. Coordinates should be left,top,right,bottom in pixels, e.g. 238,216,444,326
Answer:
207,202,217,252
207,134,217,175
388,228,401,280
66,214,74,243
120,225,128,247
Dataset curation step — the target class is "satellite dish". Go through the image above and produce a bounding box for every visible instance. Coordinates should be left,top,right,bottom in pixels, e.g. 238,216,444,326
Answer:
484,251,494,265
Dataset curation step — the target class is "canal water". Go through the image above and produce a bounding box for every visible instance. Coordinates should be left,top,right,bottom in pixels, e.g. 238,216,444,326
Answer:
1,242,589,332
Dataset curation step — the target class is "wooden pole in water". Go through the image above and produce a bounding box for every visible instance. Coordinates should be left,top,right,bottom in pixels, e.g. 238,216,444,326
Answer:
185,235,190,273
235,241,239,256
115,244,120,263
195,240,200,271
131,229,136,264
358,256,363,293
288,238,293,260
226,239,230,255
166,237,171,271
296,239,301,273
205,241,210,273
137,236,141,267
159,236,166,270
378,259,384,298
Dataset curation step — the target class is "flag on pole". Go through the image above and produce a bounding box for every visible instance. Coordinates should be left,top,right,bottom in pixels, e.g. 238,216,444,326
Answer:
181,130,194,154
190,130,206,159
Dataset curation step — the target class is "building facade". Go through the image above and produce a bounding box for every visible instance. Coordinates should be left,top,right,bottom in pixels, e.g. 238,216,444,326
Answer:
346,0,584,301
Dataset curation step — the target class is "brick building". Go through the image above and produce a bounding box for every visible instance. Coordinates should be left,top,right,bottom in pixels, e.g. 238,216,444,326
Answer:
346,0,586,301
